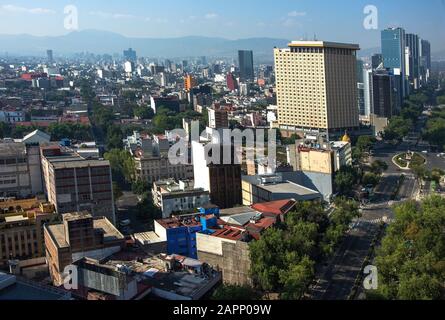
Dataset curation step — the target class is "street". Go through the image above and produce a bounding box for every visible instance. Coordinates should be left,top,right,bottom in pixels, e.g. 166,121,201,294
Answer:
308,174,415,300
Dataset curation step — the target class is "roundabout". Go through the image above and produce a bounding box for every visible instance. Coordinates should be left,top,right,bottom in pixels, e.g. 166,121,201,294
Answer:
392,151,427,170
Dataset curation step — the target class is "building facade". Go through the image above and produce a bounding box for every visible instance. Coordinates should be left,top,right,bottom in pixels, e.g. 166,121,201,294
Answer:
238,50,254,82
41,146,116,224
0,143,44,198
152,180,210,218
274,41,360,135
44,212,125,286
0,198,56,266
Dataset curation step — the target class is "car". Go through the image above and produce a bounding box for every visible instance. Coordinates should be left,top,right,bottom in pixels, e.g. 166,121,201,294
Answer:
422,150,429,154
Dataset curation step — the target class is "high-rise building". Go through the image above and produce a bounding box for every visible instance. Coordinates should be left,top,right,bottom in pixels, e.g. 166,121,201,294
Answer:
420,39,431,86
192,142,242,209
184,74,197,91
363,68,374,117
226,73,238,91
274,41,360,136
372,69,396,119
40,146,116,224
238,50,254,82
46,50,53,64
208,106,229,129
381,27,407,100
371,54,383,70
123,48,137,62
406,33,420,90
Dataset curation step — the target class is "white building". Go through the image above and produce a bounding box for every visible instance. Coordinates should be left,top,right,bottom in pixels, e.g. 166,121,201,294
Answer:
152,180,210,218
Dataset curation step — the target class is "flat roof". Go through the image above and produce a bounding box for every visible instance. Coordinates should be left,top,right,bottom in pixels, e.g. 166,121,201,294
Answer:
0,273,70,300
287,41,360,50
259,181,320,197
0,142,26,157
50,158,110,169
46,217,124,249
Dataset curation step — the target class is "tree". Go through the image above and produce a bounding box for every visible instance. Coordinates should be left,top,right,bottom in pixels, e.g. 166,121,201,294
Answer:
334,166,359,196
212,285,260,300
104,149,135,187
279,257,314,300
370,160,388,175
362,172,381,187
134,106,154,120
132,179,150,196
356,135,376,153
436,95,445,105
371,197,445,300
384,116,412,141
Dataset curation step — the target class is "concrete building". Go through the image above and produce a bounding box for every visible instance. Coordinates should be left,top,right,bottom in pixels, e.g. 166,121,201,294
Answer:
40,146,116,224
0,198,57,266
0,142,44,198
134,149,193,185
70,251,220,301
241,174,321,205
208,106,229,129
192,141,242,209
372,69,397,119
274,41,360,136
152,180,210,218
287,139,352,174
44,212,125,286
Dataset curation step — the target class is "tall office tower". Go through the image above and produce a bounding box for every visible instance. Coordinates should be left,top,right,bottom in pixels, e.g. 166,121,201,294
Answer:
420,39,431,85
184,74,197,91
381,27,407,100
47,50,54,64
363,68,374,117
238,50,254,82
371,54,383,70
372,69,396,119
406,33,420,89
274,41,360,136
123,48,137,62
357,59,366,115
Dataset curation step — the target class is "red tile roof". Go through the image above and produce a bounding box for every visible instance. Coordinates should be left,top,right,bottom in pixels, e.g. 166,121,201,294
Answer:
251,199,297,215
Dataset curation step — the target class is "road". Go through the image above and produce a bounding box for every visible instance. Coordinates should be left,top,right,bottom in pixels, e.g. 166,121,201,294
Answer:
308,174,415,300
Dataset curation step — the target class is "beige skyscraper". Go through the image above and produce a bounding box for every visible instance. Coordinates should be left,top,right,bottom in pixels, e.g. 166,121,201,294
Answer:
274,41,360,136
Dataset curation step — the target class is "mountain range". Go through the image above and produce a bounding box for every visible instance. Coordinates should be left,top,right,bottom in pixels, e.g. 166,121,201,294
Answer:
2,29,438,60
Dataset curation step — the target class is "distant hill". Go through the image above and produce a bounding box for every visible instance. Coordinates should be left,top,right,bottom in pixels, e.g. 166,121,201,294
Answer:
1,30,419,60
0,30,290,60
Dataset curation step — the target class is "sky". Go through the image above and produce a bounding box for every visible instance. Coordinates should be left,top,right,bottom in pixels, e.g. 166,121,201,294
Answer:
0,0,444,51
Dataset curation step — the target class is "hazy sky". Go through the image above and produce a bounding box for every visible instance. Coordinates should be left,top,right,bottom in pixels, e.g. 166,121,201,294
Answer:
0,0,444,51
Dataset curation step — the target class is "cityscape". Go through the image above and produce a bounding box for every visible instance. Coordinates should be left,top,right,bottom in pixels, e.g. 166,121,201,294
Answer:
0,0,444,308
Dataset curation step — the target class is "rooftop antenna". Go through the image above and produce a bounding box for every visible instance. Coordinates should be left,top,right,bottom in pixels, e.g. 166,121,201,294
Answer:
314,34,318,41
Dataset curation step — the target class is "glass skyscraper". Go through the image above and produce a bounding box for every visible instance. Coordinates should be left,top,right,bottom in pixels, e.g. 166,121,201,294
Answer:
238,50,254,82
381,27,407,103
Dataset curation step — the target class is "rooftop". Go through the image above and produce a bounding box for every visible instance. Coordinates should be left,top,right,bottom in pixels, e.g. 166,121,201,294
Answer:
287,41,360,50
0,142,26,158
0,273,71,300
251,199,297,215
46,216,124,249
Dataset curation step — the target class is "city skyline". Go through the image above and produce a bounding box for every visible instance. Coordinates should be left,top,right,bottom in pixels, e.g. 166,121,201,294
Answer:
0,0,444,53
